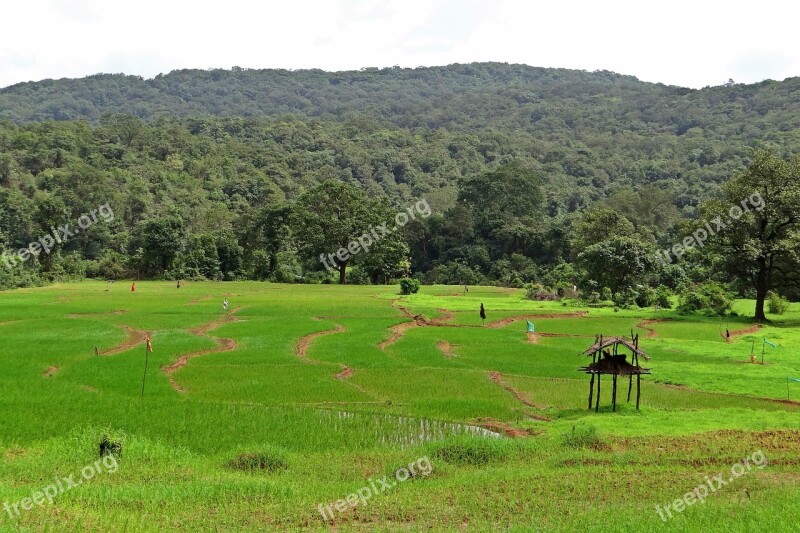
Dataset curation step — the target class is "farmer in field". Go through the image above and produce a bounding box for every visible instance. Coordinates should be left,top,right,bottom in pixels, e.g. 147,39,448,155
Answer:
480,303,486,325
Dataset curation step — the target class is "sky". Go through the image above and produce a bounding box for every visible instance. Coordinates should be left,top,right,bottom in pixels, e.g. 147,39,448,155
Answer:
1,0,798,90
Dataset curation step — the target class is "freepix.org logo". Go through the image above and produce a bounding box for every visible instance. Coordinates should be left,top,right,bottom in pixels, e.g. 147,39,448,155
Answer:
1,202,115,269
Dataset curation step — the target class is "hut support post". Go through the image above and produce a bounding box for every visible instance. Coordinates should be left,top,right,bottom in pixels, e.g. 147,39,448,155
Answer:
627,374,633,402
636,374,641,411
612,374,618,412
588,373,595,410
595,374,601,413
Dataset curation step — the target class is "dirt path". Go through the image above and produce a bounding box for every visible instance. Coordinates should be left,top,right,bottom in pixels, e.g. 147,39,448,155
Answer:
473,417,532,438
437,340,457,358
486,311,588,329
723,324,763,342
637,319,668,339
488,371,546,409
100,325,151,355
162,307,242,392
187,295,212,305
334,365,353,379
296,324,345,361
68,310,127,318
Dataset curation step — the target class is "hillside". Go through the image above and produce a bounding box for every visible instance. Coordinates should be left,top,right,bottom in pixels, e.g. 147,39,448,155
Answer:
1,63,799,290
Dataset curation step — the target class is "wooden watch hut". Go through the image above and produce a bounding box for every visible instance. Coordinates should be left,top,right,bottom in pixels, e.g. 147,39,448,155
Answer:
579,333,651,412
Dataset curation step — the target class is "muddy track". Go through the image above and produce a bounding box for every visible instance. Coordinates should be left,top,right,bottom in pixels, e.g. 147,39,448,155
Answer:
186,295,212,305
379,307,457,351
437,340,457,358
486,311,588,329
296,324,345,362
101,325,151,356
722,324,763,342
473,417,531,438
334,365,353,380
162,307,242,392
488,371,546,409
636,319,668,339
68,310,127,318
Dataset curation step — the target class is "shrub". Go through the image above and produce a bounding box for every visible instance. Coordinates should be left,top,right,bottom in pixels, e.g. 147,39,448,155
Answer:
600,287,612,301
562,424,603,449
228,446,289,473
429,437,510,465
399,277,420,295
768,292,790,315
678,282,733,316
654,285,673,309
525,283,558,301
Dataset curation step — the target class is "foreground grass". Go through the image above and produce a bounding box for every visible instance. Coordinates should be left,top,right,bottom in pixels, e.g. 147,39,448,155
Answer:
0,281,798,531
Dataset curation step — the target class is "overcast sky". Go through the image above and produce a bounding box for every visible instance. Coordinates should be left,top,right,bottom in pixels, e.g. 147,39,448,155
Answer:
1,0,797,90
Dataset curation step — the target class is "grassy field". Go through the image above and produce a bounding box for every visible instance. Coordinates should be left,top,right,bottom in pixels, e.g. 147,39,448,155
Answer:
1,281,799,532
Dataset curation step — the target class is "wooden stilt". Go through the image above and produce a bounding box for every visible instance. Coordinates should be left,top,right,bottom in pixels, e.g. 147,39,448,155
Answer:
636,373,641,411
595,373,601,413
588,373,595,410
627,374,633,402
612,374,617,412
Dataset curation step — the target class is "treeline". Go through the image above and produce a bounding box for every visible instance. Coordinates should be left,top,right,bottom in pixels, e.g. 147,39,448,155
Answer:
1,63,800,319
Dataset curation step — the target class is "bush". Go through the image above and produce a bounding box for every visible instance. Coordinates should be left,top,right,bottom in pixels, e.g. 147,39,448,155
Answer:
678,282,733,316
768,292,790,315
399,277,420,295
228,446,289,473
525,283,558,301
654,285,673,309
562,424,604,449
429,437,510,465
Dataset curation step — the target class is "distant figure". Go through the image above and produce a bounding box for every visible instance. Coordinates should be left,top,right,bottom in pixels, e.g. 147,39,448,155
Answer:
480,303,486,325
131,282,136,292
223,298,229,311
725,328,730,340
145,335,153,353
177,280,181,289
464,285,469,294
94,346,99,356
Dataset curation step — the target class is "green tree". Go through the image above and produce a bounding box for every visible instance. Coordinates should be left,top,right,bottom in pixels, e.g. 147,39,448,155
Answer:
577,236,656,293
702,151,800,321
292,180,377,284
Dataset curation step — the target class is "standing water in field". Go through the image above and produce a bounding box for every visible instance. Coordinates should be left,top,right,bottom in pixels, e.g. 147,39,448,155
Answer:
318,410,501,446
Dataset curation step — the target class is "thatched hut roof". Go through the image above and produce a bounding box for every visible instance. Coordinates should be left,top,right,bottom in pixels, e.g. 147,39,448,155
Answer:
580,336,650,361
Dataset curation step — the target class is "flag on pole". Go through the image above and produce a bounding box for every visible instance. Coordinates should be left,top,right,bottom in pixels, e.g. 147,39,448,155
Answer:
764,338,778,348
526,320,535,333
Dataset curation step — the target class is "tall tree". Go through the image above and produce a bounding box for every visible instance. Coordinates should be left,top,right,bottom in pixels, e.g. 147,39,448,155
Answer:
703,151,800,321
292,180,376,284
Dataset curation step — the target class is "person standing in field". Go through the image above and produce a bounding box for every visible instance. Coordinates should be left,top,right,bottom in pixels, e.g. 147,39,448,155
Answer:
480,303,486,325
131,282,136,292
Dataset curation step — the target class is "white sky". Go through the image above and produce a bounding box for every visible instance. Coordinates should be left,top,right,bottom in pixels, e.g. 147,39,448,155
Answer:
1,0,798,89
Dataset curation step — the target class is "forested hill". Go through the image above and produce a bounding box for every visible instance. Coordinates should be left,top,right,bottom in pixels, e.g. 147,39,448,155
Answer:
1,63,798,137
1,63,799,293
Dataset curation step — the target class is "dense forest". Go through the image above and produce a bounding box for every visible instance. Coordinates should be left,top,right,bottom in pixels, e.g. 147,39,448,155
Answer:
1,63,799,318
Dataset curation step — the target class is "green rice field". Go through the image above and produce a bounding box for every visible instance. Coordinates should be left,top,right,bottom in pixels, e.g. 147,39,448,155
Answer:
1,281,799,531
